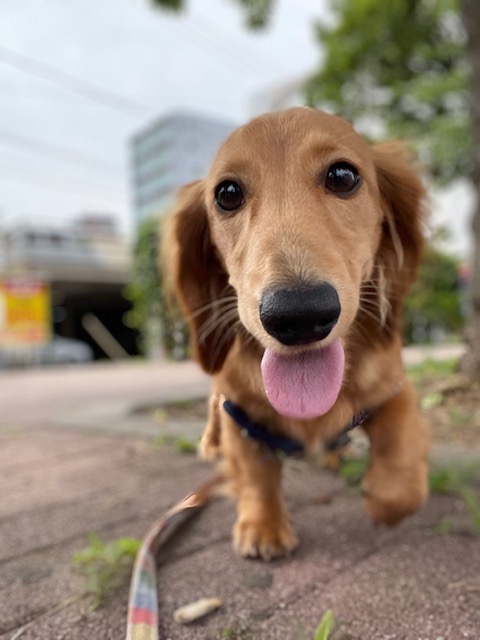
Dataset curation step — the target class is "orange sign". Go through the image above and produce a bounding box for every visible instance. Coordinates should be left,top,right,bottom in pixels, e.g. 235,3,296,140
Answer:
0,279,52,346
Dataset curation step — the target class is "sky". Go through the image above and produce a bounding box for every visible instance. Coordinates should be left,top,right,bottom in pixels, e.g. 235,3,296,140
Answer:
0,0,324,236
0,0,474,257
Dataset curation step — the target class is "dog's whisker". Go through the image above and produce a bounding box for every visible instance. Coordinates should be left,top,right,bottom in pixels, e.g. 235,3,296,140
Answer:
198,308,239,345
210,319,239,368
188,296,238,322
198,307,239,345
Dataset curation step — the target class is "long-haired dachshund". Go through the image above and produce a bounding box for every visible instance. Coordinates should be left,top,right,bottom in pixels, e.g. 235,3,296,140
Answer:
164,107,430,560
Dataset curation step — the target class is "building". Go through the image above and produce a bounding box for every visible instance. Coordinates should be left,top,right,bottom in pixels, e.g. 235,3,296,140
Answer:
0,214,138,360
130,112,236,225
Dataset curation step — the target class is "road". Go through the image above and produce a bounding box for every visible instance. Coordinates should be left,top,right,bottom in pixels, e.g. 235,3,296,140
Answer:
0,359,211,427
0,343,464,428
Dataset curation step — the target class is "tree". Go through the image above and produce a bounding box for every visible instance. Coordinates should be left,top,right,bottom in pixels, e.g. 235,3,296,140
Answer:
305,0,479,376
403,235,463,344
460,0,480,377
151,0,273,29
306,0,469,183
150,0,480,375
123,215,187,358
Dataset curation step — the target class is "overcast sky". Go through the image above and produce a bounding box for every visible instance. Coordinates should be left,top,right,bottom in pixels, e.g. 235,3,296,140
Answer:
0,0,325,235
0,0,474,257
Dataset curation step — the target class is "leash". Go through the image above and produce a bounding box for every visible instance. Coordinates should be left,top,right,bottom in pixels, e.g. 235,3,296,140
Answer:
125,475,223,640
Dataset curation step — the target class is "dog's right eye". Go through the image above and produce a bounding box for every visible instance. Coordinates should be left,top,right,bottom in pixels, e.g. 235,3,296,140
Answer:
215,181,244,212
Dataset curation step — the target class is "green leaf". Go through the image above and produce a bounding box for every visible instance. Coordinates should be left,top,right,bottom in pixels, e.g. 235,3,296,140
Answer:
420,391,444,410
314,609,336,640
306,0,469,183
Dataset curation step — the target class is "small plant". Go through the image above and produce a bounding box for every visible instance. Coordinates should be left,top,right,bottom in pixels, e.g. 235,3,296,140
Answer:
406,358,458,384
314,609,336,640
459,485,480,535
153,434,197,454
221,625,253,639
297,610,336,640
448,406,475,427
173,436,197,454
437,517,454,535
338,457,368,487
429,463,479,494
72,534,141,607
429,463,480,536
420,391,444,410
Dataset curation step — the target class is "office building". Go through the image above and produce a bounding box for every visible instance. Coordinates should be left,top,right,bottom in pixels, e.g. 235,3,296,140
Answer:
131,112,236,225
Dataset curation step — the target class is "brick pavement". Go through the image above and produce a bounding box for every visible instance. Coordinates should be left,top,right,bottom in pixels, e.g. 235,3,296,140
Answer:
1,348,478,640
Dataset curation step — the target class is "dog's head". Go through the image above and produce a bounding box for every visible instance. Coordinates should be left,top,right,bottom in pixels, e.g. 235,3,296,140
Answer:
164,108,426,418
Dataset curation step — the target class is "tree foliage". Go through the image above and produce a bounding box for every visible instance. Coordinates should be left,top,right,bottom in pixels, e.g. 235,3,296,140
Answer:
306,0,469,184
150,0,273,29
403,237,464,343
124,215,187,357
124,215,160,342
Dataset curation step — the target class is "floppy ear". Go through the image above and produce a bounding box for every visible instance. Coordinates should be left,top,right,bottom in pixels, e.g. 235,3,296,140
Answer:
163,180,236,373
372,142,427,331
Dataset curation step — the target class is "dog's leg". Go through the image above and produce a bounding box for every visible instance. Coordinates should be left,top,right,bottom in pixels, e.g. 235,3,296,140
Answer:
220,414,298,560
199,393,222,460
362,379,430,525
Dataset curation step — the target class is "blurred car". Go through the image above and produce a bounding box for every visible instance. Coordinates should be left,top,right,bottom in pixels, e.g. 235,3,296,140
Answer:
0,336,94,368
36,336,94,365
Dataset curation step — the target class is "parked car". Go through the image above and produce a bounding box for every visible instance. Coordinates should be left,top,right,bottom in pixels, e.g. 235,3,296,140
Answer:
36,336,94,365
0,336,94,368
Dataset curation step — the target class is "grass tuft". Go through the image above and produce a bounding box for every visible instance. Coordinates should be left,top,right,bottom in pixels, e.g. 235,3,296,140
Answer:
72,534,140,607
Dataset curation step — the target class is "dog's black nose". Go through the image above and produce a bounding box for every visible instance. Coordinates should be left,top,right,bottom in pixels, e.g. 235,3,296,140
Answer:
259,283,341,346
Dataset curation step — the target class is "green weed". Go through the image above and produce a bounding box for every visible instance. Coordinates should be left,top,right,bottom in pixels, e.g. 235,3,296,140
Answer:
72,534,140,607
429,463,480,535
297,610,336,640
420,391,444,410
153,434,197,454
447,406,475,427
314,609,336,640
406,358,458,383
338,457,368,487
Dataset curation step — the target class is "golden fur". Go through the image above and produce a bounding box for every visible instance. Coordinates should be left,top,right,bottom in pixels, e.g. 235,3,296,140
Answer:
163,108,431,560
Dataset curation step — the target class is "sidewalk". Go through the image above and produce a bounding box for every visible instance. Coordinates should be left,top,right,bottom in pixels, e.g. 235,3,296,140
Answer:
1,345,478,640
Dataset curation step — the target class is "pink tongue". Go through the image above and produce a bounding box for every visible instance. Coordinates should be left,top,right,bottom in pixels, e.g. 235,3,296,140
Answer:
261,340,345,420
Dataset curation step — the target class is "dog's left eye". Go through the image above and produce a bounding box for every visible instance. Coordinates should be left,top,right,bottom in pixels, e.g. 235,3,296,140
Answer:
215,181,245,212
325,162,360,195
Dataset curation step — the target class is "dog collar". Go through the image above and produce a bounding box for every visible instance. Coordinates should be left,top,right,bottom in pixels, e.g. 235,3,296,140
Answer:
223,400,305,457
222,399,371,457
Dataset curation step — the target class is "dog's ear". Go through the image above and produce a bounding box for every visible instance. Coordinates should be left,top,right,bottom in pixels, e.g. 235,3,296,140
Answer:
372,142,427,329
163,180,236,373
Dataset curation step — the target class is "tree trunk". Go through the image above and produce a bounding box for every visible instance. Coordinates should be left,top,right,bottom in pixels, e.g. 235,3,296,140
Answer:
460,0,480,378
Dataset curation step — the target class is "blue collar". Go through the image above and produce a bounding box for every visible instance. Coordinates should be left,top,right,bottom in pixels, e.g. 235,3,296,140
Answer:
222,399,372,457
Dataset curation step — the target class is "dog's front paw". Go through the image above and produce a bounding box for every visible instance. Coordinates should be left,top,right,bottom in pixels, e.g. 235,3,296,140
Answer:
233,517,298,561
362,460,429,526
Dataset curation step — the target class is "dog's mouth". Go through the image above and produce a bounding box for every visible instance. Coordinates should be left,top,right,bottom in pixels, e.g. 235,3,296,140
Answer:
255,282,345,420
260,340,345,420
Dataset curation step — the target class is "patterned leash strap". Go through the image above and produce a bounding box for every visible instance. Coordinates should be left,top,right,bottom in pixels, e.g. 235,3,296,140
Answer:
126,475,223,640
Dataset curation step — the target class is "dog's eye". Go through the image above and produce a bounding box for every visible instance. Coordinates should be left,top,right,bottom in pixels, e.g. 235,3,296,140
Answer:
325,162,360,195
215,181,244,212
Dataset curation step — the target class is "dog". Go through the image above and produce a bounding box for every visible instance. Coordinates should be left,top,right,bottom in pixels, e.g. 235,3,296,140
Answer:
163,107,431,560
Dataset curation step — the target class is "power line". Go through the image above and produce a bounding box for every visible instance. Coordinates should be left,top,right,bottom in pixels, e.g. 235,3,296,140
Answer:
0,161,126,198
0,173,126,205
0,128,123,174
0,171,126,204
191,13,284,72
0,45,154,119
161,16,274,77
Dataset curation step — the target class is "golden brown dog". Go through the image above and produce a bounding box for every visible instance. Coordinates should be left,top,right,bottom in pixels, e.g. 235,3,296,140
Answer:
164,107,430,560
